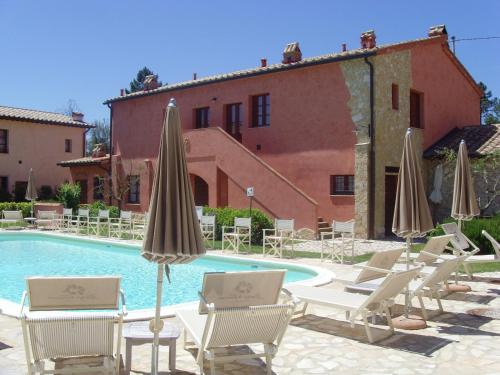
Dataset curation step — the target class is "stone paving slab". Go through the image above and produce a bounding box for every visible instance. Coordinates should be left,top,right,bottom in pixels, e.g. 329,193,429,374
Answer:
2,258,500,374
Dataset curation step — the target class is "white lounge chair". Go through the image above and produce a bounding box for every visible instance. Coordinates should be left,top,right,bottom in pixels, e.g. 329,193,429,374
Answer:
286,268,420,343
0,210,24,227
403,234,455,265
176,270,297,375
222,217,251,254
200,215,216,249
263,218,295,258
347,256,468,320
442,222,483,279
20,276,126,375
35,210,57,230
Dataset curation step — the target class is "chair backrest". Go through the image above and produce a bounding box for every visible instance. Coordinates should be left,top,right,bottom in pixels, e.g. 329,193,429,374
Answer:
2,210,23,220
98,209,110,219
199,270,285,314
276,219,294,232
234,217,251,228
26,276,121,311
415,256,467,292
120,210,132,220
37,210,56,220
333,220,355,234
362,268,420,309
355,248,404,283
78,208,90,217
63,208,73,216
195,206,203,221
442,222,470,251
414,234,454,264
201,215,216,226
482,230,500,258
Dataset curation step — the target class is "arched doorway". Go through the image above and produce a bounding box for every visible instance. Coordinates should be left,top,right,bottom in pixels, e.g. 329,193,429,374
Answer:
192,175,209,206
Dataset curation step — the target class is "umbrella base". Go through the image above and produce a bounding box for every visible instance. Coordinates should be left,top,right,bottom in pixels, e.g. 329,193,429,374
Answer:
392,315,427,330
446,283,471,293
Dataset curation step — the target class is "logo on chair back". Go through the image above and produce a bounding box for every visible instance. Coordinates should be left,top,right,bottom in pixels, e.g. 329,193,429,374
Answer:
63,284,86,296
235,281,253,295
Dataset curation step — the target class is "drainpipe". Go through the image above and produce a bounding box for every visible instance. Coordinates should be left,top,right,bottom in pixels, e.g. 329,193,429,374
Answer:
364,57,375,239
107,103,113,206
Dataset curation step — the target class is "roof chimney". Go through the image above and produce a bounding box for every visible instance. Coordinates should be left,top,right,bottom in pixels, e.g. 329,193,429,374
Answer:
342,43,347,52
282,42,302,64
143,75,159,91
71,111,84,122
261,58,267,67
428,24,447,38
120,89,125,96
360,30,376,49
193,72,197,80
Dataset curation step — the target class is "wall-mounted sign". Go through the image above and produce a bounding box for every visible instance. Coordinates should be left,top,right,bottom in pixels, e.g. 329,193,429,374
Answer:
246,187,254,197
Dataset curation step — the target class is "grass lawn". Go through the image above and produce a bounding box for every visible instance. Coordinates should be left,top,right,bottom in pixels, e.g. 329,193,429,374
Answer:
205,240,500,273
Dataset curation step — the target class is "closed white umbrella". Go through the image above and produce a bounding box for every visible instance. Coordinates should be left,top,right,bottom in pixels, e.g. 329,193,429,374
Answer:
429,164,443,204
25,168,38,217
141,98,205,375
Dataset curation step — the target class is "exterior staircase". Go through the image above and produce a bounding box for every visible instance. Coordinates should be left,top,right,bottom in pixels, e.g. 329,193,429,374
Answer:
184,127,319,231
317,217,331,236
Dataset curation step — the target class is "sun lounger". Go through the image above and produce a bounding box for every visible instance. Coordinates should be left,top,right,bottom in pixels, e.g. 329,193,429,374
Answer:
286,268,420,343
347,256,467,320
20,276,126,375
176,270,297,375
0,210,24,227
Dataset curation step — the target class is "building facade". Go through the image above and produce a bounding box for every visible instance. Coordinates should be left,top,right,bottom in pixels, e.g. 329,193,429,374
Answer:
0,106,92,200
61,25,482,238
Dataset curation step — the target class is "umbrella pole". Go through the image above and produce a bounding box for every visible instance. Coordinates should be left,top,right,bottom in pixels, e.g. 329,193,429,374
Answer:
151,263,164,375
404,237,411,318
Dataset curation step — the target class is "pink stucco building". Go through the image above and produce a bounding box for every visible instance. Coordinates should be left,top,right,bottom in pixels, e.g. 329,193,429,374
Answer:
0,106,92,200
60,25,482,238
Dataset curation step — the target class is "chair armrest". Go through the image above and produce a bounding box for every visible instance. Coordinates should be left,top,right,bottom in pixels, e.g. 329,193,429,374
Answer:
222,226,235,234
280,288,300,305
263,228,277,236
120,289,127,316
19,291,27,318
320,231,334,240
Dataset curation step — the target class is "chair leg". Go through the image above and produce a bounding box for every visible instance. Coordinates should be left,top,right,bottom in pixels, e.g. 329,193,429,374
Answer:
361,311,374,343
384,305,394,333
209,357,216,375
417,294,428,320
464,263,473,280
434,291,444,315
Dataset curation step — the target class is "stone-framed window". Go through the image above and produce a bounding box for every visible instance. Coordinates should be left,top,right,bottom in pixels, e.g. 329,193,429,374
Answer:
127,175,140,204
330,175,354,195
195,107,210,129
0,129,8,153
251,94,270,127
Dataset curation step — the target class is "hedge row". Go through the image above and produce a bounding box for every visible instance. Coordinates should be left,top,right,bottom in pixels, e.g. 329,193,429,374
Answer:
429,213,500,255
0,202,32,217
203,206,273,245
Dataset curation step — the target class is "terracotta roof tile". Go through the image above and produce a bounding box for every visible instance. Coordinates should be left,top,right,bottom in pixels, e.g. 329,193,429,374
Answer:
0,105,94,128
424,124,500,158
57,154,110,167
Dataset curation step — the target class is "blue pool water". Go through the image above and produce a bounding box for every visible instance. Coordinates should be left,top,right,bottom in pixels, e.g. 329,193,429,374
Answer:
0,233,315,310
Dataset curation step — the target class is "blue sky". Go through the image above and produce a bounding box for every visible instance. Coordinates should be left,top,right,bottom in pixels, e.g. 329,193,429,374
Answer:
0,0,499,122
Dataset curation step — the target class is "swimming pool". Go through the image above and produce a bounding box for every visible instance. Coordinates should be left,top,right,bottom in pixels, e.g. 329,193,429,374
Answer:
0,232,326,315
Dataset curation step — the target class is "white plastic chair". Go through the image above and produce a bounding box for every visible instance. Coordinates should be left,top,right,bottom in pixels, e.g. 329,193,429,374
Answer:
263,219,295,258
222,217,251,254
88,209,110,237
35,211,57,230
176,270,297,375
200,215,216,249
321,220,355,263
76,208,90,235
20,276,126,375
0,210,24,227
109,210,132,239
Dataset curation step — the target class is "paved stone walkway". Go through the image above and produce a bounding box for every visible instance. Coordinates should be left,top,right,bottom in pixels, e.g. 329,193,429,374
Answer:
2,252,500,374
291,238,406,255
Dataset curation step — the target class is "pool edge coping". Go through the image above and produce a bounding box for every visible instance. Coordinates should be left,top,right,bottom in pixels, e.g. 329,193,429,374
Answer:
0,230,334,321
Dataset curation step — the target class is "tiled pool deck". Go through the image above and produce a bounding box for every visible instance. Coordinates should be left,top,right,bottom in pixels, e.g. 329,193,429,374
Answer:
1,247,500,374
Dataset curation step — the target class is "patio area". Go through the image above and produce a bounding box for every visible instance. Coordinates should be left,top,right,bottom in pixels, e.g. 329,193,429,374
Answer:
1,251,500,375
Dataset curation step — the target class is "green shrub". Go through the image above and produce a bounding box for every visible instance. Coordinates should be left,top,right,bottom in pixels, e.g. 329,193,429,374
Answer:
0,202,31,217
203,206,273,245
56,183,81,210
38,185,55,201
79,201,119,218
429,214,500,255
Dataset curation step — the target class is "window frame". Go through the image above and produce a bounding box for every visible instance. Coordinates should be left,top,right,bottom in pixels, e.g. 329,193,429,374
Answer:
330,175,355,196
410,90,423,128
392,84,399,110
65,139,72,153
195,107,210,129
251,94,270,128
127,175,140,204
0,129,8,153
